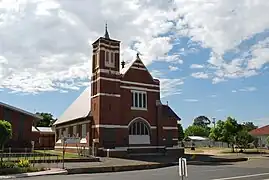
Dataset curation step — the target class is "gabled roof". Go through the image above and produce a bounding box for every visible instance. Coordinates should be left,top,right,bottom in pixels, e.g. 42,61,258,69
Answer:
249,125,269,136
120,54,155,81
53,87,91,126
162,104,181,121
32,126,39,132
32,126,54,134
37,127,54,133
120,60,133,74
0,101,42,120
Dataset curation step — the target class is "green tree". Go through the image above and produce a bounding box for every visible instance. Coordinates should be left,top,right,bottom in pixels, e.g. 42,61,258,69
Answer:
36,112,56,127
222,117,241,152
0,120,12,150
209,118,258,152
0,120,12,167
184,125,210,137
177,123,184,142
241,122,258,132
267,136,269,145
193,116,211,127
235,130,252,150
209,120,225,141
209,117,241,152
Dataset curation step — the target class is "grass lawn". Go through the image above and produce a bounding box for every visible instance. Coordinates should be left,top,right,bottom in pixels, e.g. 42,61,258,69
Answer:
221,148,269,154
34,150,81,159
185,147,269,155
2,150,82,162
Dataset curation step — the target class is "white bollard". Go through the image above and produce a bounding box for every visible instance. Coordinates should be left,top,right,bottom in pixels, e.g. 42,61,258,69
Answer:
178,157,188,179
107,149,110,157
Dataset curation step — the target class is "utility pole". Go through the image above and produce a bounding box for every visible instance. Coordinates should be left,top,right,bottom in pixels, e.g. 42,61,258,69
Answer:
212,117,216,128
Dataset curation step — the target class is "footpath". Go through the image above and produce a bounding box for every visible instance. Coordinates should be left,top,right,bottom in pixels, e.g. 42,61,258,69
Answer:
0,152,267,179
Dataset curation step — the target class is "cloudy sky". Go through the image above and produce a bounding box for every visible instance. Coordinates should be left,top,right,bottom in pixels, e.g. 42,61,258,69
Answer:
0,0,269,128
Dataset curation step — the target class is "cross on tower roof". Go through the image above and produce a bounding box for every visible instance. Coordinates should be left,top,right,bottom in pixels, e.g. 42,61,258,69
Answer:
104,23,110,39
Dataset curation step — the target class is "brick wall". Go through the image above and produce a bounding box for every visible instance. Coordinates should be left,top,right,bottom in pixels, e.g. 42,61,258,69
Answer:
0,105,38,150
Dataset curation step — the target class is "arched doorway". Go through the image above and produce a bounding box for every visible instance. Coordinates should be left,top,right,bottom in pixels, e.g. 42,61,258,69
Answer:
128,118,150,145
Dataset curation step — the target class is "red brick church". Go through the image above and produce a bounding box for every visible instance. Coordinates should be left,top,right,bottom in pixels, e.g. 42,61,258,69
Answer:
53,26,183,157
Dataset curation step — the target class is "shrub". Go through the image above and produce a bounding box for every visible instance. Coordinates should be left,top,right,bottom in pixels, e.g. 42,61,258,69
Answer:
0,166,44,175
17,159,30,168
1,161,16,168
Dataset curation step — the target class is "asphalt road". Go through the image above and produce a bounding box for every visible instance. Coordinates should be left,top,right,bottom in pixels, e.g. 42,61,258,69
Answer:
27,159,269,180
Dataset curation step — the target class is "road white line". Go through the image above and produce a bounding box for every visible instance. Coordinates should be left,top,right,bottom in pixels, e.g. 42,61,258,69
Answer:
211,172,269,180
197,168,228,173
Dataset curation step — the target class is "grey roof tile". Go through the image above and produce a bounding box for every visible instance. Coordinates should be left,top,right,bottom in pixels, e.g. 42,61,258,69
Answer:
53,87,91,125
0,101,42,120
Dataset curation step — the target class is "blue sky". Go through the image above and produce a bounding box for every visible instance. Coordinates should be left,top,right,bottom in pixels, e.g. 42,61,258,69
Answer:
0,0,269,129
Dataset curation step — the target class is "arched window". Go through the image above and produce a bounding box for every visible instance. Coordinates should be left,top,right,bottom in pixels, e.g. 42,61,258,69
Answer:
129,120,149,135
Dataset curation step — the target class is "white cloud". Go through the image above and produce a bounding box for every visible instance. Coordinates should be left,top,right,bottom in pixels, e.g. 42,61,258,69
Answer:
210,94,217,98
168,65,179,71
1,0,269,94
150,70,164,79
175,0,269,55
0,0,178,93
160,78,184,98
190,64,204,69
191,72,209,79
212,77,226,84
247,37,269,70
239,87,257,92
184,99,199,102
232,86,257,93
174,0,269,83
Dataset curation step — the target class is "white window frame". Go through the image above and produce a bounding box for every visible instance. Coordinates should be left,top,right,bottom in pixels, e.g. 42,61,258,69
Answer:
104,50,115,68
82,124,87,138
131,90,147,110
96,51,100,69
129,121,149,135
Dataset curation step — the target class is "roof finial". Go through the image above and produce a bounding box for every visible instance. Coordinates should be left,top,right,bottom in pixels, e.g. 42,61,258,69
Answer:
104,22,110,39
136,52,140,59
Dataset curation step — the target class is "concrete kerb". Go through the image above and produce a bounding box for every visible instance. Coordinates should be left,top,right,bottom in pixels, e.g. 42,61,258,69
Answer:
67,157,249,174
0,168,68,179
0,157,249,178
199,157,249,163
67,163,175,174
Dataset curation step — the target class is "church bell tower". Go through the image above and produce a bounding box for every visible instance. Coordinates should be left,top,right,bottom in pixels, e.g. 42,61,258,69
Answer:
90,24,122,148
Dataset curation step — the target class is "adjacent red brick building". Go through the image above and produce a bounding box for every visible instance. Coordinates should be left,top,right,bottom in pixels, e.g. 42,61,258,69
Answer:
32,127,55,150
53,27,183,157
0,101,43,151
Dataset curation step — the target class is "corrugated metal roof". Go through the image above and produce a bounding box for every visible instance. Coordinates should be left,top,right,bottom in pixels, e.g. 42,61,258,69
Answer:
32,126,39,132
53,87,91,125
0,101,42,120
249,125,269,136
37,127,54,133
186,136,209,141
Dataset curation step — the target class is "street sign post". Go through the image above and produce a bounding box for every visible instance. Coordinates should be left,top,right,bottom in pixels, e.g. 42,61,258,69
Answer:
178,157,187,179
